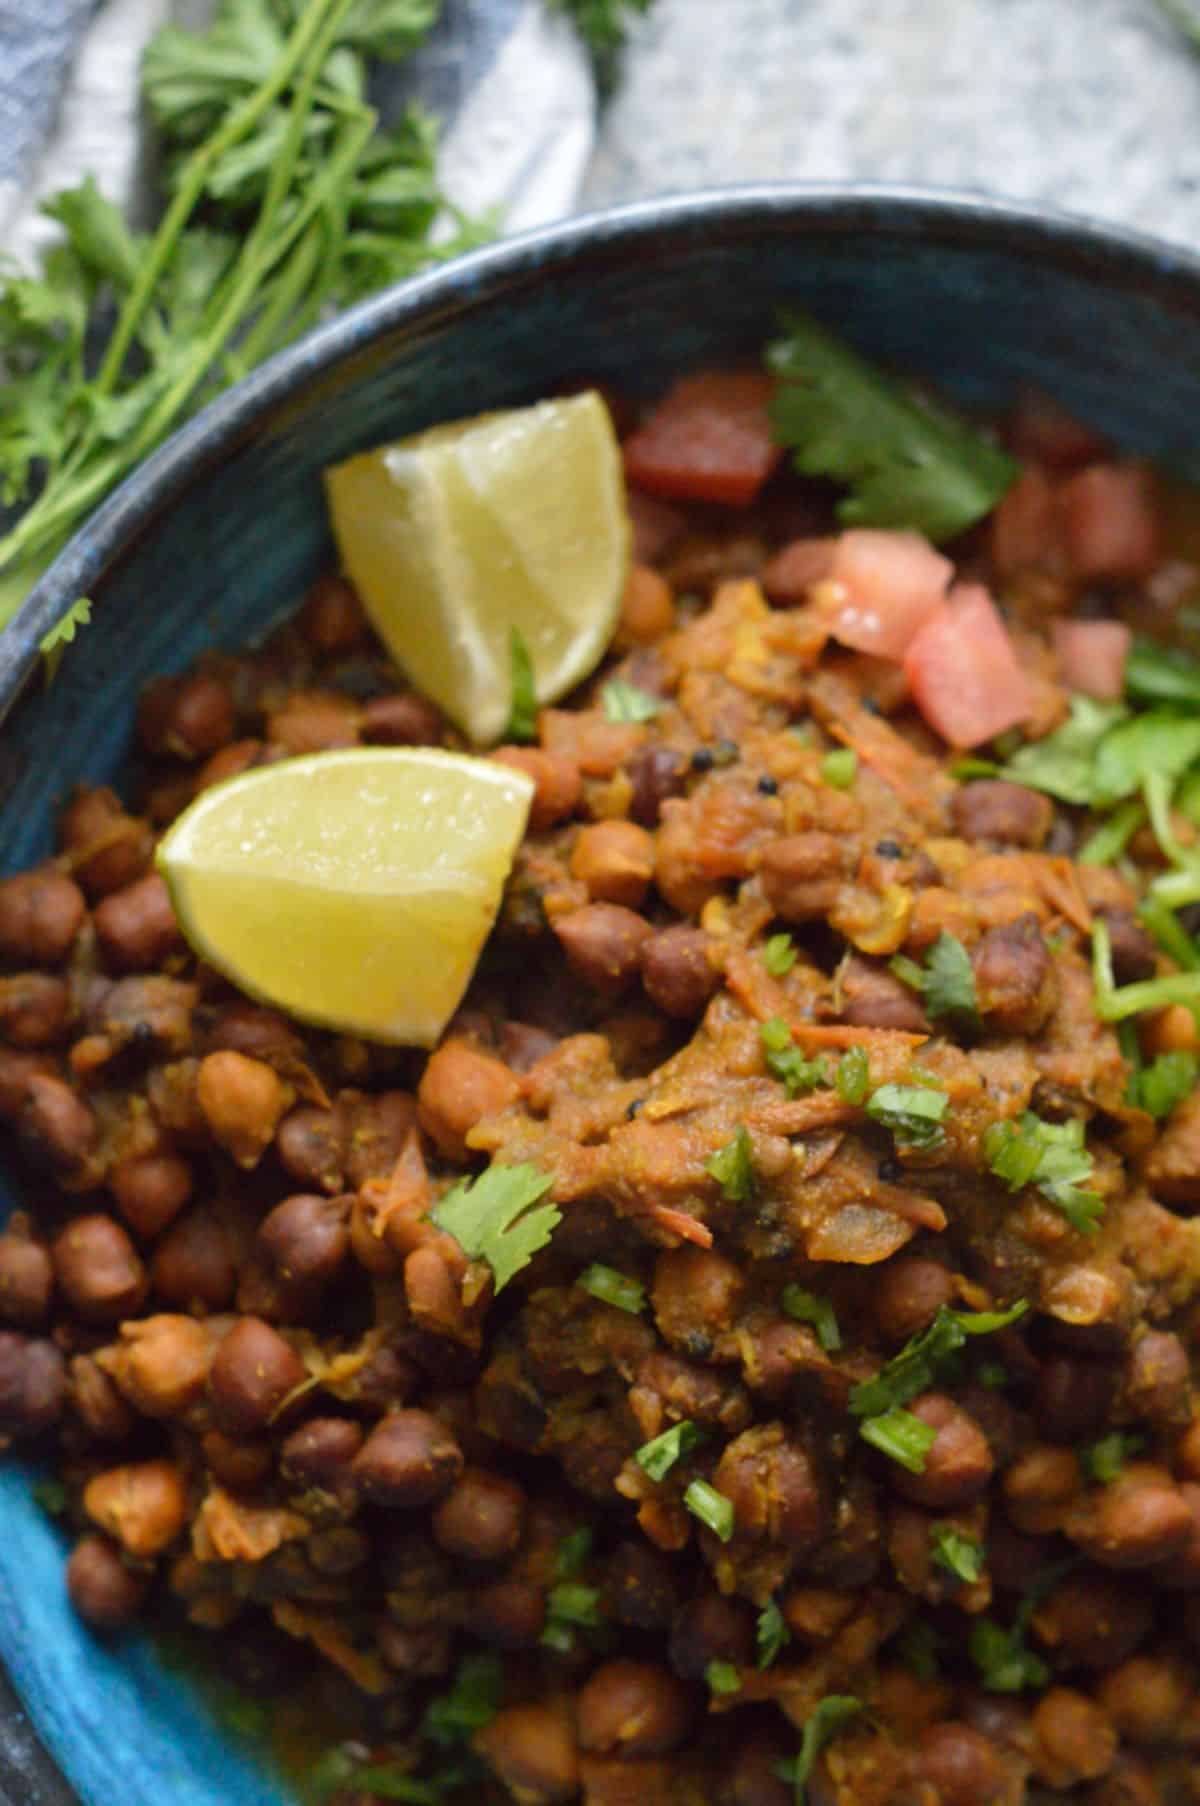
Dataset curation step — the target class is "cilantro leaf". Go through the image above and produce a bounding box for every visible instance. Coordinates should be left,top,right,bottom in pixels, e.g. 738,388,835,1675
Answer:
930,1524,984,1585
781,1285,841,1352
635,1420,706,1482
684,1478,734,1542
850,1301,1028,1420
1082,1431,1145,1484
577,1263,646,1314
39,596,91,657
891,932,978,1030
865,1080,948,1149
776,1696,864,1806
1002,696,1128,805
431,1162,559,1293
757,1598,790,1669
423,1651,504,1746
859,1406,937,1473
767,309,1017,544
969,1616,1049,1695
835,1045,870,1105
507,628,538,741
706,1125,756,1202
705,1660,742,1695
983,1114,1104,1235
760,1017,830,1097
602,677,661,723
1092,916,1200,1022
1093,712,1200,808
556,1528,592,1578
1124,637,1200,708
764,932,797,977
1134,1049,1198,1119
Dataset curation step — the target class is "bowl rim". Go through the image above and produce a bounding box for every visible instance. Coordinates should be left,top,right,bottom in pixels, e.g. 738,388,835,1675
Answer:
6,175,1200,707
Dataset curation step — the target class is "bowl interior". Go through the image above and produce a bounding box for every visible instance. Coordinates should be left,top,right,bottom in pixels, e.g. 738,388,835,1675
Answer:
4,187,1200,1805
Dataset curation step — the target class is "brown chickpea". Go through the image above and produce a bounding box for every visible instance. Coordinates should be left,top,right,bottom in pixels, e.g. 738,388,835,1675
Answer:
20,1075,97,1175
53,1215,146,1323
491,746,582,830
1029,1688,1117,1789
280,1417,364,1490
577,1658,692,1757
83,1458,189,1558
0,974,71,1048
1087,1756,1163,1806
416,1041,520,1162
375,1619,453,1676
58,789,151,898
553,902,653,992
759,832,846,922
1124,1330,1191,1430
626,745,687,827
873,1258,956,1346
93,874,182,972
475,1578,546,1649
202,1430,273,1494
67,1533,151,1630
102,1314,214,1418
108,1152,194,1240
0,1228,53,1327
570,820,656,908
208,1317,307,1435
265,690,362,754
667,1593,754,1678
1033,1354,1114,1442
727,1732,792,1806
431,1467,527,1561
1096,1654,1193,1742
194,739,266,793
0,1332,65,1435
714,1427,825,1550
640,924,719,1018
1003,1444,1082,1535
615,564,676,647
1066,1463,1193,1569
914,1722,1005,1806
275,1106,344,1193
1030,1571,1151,1670
298,573,366,653
351,1409,463,1508
140,673,235,761
258,1193,349,1295
195,1050,292,1168
892,1394,993,1510
0,869,85,964
474,1702,580,1804
362,692,444,745
150,1210,237,1312
69,1354,136,1444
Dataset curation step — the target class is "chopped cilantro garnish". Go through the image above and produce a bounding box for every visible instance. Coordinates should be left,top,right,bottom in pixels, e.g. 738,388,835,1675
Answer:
1082,1431,1145,1484
859,1406,937,1473
969,1616,1049,1695
507,628,538,742
556,1528,593,1579
930,1525,984,1585
602,677,662,723
1002,696,1127,805
635,1420,706,1482
1126,636,1200,707
757,1597,791,1669
1078,799,1145,867
850,1301,1028,1420
764,932,798,977
423,1652,504,1746
706,1124,756,1201
890,933,979,1031
865,1080,948,1149
821,747,857,789
781,1285,841,1352
684,1478,734,1542
1134,1049,1198,1119
767,308,1017,543
983,1113,1103,1235
1137,894,1200,973
775,1695,864,1806
835,1045,871,1105
705,1660,742,1695
1092,916,1200,1022
431,1162,559,1294
543,1583,604,1637
577,1263,646,1314
760,1017,830,1097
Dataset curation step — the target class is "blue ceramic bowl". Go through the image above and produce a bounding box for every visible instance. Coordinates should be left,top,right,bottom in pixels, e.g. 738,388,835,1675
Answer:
5,182,1200,1805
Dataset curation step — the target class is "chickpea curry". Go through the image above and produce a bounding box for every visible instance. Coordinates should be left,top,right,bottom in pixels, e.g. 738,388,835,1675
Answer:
4,317,1200,1806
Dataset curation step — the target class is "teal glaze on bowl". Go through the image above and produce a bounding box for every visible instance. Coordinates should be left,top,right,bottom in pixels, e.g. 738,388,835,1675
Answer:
4,183,1200,1804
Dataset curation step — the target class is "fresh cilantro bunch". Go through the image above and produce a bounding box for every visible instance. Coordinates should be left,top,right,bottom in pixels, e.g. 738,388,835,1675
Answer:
0,0,492,637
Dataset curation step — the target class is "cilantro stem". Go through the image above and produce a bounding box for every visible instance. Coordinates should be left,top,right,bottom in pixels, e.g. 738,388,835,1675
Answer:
1093,918,1200,1021
94,0,352,399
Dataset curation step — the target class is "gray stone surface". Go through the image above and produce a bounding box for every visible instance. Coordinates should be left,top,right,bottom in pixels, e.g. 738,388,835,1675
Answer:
584,0,1200,247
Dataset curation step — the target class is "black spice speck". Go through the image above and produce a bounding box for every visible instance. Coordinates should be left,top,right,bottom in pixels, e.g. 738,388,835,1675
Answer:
757,775,779,796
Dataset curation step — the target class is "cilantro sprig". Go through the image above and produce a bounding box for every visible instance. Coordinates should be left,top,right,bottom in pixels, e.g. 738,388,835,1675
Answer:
767,309,1017,543
601,677,662,723
431,1162,559,1293
760,1018,830,1097
776,1696,864,1806
930,1524,984,1585
865,1080,948,1149
850,1301,1028,1432
756,1598,790,1669
706,1125,756,1201
634,1420,706,1482
983,1113,1103,1236
890,933,979,1032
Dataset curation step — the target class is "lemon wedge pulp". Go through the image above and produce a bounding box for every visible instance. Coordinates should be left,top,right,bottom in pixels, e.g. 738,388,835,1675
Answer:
324,391,629,745
157,748,534,1048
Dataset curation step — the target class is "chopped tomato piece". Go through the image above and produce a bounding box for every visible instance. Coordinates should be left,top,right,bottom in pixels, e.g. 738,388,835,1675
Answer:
817,529,951,659
1052,618,1131,702
625,487,686,565
904,584,1034,749
990,466,1061,578
622,371,783,506
1058,462,1161,583
761,536,836,601
1008,387,1108,470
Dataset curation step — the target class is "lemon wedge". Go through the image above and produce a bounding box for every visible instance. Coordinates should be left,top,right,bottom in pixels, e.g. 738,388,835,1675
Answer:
324,391,629,745
156,748,533,1047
